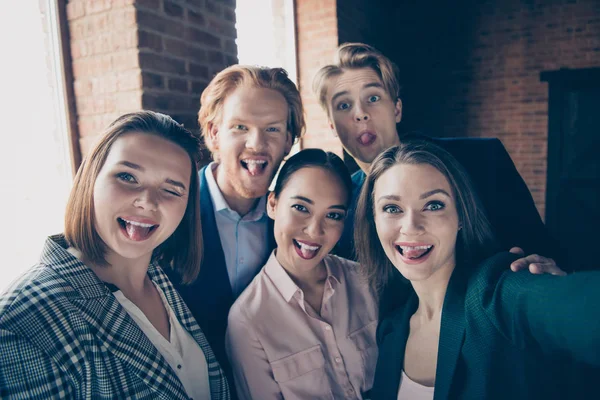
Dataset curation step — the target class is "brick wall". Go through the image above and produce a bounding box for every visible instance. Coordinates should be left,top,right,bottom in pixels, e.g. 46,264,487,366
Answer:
389,0,600,218
65,0,237,161
295,0,342,155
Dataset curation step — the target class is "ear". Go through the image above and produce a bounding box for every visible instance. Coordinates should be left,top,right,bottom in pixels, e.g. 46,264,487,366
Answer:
267,191,277,220
207,122,219,150
328,119,338,137
394,98,403,123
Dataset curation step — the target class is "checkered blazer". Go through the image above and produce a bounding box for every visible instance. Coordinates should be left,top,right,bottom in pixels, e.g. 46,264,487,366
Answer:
0,235,230,400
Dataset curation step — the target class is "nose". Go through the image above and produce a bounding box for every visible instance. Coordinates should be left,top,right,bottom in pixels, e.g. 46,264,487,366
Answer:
400,211,425,236
134,188,159,212
354,102,369,122
304,217,325,238
245,128,267,151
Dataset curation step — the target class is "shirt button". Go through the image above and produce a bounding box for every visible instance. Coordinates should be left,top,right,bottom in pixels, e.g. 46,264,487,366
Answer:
335,357,341,363
325,325,332,331
177,364,182,369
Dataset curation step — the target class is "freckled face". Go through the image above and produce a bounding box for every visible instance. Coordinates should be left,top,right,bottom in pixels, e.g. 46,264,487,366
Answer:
209,86,292,201
267,167,348,275
326,68,402,168
93,133,191,265
374,163,459,282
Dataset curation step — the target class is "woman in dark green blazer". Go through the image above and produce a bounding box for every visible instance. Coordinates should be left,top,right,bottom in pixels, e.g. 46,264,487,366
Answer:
354,140,600,400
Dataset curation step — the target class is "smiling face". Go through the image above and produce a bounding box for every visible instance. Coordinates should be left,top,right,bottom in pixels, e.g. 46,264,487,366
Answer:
373,163,460,282
93,132,191,266
326,67,402,170
267,167,348,276
209,85,292,205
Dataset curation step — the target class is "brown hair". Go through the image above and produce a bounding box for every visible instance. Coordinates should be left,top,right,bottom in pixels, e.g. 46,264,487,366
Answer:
354,140,498,293
64,110,203,284
198,65,305,160
313,42,401,118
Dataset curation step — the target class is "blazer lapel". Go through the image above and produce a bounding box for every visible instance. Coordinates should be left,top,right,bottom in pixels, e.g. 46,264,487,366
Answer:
434,267,467,400
67,264,188,399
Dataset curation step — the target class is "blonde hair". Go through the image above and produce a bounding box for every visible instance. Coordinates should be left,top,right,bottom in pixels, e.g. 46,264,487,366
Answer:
198,65,305,160
313,42,401,117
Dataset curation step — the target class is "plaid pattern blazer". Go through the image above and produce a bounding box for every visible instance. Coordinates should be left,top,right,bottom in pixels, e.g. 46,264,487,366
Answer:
371,252,600,400
0,235,230,400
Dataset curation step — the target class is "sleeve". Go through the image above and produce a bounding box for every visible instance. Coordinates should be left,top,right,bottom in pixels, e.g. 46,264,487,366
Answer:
225,310,283,400
0,328,75,399
487,140,560,261
477,252,600,366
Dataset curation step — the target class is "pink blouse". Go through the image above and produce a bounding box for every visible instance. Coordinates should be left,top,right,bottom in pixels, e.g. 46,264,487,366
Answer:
225,252,379,400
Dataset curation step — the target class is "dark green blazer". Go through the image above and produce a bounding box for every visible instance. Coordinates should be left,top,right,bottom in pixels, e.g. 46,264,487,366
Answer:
372,252,600,400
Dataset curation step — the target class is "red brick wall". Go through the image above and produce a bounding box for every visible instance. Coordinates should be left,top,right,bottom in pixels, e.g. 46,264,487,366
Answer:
295,0,342,155
389,0,600,218
65,0,237,160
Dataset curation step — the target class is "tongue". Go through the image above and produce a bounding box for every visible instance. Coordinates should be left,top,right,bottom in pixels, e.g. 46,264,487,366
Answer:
299,245,319,259
404,248,429,259
246,162,263,176
125,223,152,241
358,133,376,145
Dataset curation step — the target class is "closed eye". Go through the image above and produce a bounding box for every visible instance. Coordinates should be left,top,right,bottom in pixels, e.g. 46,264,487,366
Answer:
382,204,402,214
164,188,183,197
116,172,137,183
424,201,445,211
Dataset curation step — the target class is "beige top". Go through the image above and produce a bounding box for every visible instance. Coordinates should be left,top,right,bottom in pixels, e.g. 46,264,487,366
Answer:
226,252,379,400
114,283,211,400
397,370,435,400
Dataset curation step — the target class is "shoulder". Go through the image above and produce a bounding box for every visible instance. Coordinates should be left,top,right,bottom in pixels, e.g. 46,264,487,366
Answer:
228,267,270,323
0,262,78,338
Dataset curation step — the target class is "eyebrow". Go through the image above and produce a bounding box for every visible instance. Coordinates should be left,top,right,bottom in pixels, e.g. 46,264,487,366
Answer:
291,195,347,211
330,82,385,104
376,189,451,203
118,161,187,191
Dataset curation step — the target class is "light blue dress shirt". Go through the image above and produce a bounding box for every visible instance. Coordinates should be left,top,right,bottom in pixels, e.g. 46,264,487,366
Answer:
204,163,270,297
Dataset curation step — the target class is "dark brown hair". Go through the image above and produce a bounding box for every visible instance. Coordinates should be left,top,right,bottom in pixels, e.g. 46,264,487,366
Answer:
354,140,498,293
64,110,203,284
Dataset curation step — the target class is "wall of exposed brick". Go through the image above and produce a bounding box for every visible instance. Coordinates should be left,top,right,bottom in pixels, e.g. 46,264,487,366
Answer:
389,0,600,218
296,0,600,218
65,0,237,160
295,0,342,155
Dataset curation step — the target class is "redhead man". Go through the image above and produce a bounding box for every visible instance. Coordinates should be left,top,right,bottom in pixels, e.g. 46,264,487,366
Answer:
167,66,305,383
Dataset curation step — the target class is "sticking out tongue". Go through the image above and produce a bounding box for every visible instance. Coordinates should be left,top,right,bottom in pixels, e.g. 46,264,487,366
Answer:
247,163,262,176
125,222,153,241
294,240,320,260
403,247,431,259
358,132,376,146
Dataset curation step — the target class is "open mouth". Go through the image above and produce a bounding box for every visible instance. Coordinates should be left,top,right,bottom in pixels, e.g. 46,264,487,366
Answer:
357,132,377,146
117,217,159,242
241,159,268,176
396,244,434,261
293,239,322,260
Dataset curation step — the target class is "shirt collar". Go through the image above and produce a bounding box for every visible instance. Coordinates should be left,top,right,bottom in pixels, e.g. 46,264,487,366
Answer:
264,251,342,303
204,162,267,221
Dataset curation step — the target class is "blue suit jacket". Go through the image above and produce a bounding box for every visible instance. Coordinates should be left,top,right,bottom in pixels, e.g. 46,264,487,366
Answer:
167,165,276,383
337,137,558,263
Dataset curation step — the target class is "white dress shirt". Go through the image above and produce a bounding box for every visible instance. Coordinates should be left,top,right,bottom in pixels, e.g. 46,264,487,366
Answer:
204,162,270,297
114,283,211,400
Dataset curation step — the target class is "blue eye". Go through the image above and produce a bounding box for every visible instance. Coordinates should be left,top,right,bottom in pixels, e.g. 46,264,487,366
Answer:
368,95,381,103
266,127,281,133
337,102,350,111
233,124,247,131
292,204,308,213
116,172,137,183
327,212,345,221
425,201,445,211
383,204,401,214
